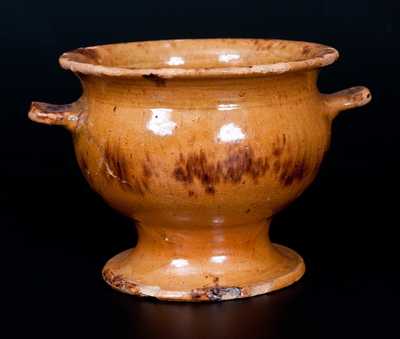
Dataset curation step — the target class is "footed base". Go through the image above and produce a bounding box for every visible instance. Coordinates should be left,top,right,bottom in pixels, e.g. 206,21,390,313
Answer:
102,243,305,302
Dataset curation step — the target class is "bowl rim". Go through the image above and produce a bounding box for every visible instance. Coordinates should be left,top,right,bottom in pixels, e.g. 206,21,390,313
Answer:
59,38,339,79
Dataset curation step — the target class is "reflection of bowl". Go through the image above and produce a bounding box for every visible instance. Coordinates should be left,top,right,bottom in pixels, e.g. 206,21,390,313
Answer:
116,280,304,338
28,39,371,301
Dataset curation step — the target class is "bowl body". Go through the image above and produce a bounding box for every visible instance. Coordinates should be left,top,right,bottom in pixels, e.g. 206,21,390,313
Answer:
74,71,329,227
28,39,371,301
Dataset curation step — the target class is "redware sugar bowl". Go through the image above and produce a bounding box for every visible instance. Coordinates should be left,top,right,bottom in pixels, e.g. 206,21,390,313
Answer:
28,39,371,301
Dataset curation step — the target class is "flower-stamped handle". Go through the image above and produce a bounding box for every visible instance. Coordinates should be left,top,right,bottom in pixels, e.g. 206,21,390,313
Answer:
28,101,82,132
323,86,371,119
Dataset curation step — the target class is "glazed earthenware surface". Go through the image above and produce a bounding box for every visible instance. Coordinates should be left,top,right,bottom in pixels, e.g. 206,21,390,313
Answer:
27,37,371,301
59,38,338,77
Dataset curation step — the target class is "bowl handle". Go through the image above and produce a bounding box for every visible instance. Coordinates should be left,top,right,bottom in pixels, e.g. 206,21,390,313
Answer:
28,101,82,132
322,86,371,119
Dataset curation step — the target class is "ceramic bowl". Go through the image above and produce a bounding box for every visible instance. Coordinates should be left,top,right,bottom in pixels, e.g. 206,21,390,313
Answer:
28,39,371,301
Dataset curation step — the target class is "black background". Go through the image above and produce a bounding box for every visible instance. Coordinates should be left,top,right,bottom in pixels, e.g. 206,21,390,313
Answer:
1,1,399,338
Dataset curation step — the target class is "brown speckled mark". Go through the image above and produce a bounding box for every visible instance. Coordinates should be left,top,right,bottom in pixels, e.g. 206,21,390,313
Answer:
103,142,150,195
273,160,281,174
254,39,276,51
277,156,309,187
269,133,310,187
142,163,152,178
302,45,312,55
142,73,167,87
191,286,245,301
272,133,286,157
75,47,99,63
173,146,270,194
253,39,263,51
103,269,139,293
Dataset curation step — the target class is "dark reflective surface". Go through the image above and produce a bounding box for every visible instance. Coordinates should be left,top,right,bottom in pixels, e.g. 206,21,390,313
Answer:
112,282,305,339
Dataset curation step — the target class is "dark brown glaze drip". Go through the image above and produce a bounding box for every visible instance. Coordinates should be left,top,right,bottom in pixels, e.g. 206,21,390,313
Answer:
223,147,270,182
103,142,152,195
142,163,152,178
273,160,281,174
173,146,270,194
174,134,313,193
274,132,311,186
272,133,286,157
142,73,167,86
270,133,312,187
278,157,309,186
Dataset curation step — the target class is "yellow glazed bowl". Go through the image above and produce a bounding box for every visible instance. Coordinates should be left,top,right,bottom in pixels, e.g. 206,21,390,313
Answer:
29,39,371,301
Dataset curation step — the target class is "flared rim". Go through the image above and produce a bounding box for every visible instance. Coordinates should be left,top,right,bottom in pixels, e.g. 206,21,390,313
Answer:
59,38,339,79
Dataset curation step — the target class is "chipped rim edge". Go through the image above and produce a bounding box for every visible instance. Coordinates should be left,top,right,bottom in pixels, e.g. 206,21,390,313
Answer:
102,244,305,302
59,38,339,79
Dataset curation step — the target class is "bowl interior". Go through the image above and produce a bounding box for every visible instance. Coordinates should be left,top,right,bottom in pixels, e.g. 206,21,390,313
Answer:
66,39,335,70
